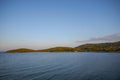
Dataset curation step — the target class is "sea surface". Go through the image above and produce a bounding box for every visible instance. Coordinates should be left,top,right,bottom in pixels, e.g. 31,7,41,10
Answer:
0,52,120,80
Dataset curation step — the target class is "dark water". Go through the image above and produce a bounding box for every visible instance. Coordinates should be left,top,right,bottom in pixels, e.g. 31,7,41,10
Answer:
0,52,120,80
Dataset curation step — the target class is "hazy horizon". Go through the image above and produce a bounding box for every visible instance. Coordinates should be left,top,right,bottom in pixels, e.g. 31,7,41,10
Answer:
0,0,120,51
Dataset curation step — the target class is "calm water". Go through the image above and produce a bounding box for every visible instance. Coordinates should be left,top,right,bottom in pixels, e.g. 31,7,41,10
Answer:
0,52,120,80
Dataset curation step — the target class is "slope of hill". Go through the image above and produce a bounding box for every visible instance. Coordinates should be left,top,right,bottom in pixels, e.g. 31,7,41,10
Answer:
6,48,36,53
75,41,120,52
37,47,74,52
6,41,120,53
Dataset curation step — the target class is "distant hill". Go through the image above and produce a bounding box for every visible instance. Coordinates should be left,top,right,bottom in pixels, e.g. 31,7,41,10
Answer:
6,48,35,53
6,47,74,53
6,41,120,53
37,47,74,52
75,41,120,52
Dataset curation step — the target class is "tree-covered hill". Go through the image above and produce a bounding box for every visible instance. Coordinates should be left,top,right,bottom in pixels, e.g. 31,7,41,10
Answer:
6,41,120,53
75,41,120,52
37,47,74,52
6,48,36,53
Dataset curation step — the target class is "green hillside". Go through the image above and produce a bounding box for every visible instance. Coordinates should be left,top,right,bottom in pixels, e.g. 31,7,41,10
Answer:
6,48,36,53
75,41,120,52
6,41,120,53
37,47,74,52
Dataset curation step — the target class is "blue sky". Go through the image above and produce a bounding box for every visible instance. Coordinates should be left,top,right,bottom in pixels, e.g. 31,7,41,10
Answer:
0,0,120,51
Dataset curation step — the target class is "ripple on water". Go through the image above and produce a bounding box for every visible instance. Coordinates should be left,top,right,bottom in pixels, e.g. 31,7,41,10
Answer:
0,52,120,80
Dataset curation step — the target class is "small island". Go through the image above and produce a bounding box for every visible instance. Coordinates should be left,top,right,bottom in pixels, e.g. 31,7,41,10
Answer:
6,41,120,53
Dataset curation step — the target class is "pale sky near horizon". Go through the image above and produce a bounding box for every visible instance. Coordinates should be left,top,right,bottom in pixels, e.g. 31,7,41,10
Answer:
0,0,120,51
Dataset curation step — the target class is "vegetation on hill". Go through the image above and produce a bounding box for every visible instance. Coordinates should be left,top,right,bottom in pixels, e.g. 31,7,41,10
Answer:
6,48,35,53
6,41,120,53
37,47,74,52
75,41,120,52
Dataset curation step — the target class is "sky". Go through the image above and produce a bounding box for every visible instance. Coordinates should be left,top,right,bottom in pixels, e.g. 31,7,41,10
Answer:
0,0,120,51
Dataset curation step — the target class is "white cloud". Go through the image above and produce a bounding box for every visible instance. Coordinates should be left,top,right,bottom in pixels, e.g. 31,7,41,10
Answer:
77,33,120,43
